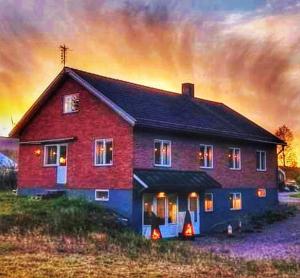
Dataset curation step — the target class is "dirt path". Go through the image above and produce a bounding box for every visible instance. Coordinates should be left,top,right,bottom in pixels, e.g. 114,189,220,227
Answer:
195,212,300,261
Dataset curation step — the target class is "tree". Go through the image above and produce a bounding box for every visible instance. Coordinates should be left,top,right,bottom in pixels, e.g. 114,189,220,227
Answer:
275,125,297,167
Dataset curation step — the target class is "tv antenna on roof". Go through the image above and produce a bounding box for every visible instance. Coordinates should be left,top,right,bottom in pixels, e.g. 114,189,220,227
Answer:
59,44,69,67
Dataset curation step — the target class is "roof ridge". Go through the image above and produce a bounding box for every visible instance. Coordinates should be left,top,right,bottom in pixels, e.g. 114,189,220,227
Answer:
67,67,225,106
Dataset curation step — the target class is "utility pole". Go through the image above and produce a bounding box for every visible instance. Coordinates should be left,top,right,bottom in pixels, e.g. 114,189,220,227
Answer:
59,44,69,67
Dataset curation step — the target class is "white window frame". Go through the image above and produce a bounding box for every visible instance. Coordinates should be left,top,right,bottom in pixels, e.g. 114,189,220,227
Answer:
154,139,172,167
229,192,242,211
44,144,67,167
229,147,241,170
256,150,267,171
63,94,79,114
199,144,214,169
94,139,113,166
95,189,109,201
204,193,214,212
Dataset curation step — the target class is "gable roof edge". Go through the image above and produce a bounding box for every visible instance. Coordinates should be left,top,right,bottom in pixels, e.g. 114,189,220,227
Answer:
9,68,136,138
66,68,136,126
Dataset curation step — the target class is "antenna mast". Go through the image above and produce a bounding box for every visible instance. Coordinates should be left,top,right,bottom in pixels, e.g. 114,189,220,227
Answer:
59,44,69,67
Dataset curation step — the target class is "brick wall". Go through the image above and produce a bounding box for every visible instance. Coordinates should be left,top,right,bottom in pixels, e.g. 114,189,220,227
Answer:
133,129,278,188
19,78,133,189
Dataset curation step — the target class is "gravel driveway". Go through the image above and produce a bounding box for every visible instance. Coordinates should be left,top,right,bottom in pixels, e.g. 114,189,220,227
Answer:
195,212,300,261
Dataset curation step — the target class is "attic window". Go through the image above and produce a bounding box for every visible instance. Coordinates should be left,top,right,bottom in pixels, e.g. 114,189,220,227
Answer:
63,94,79,113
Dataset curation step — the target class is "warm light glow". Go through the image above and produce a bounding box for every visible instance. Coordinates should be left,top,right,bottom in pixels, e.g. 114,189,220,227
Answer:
257,188,266,198
59,157,66,164
34,149,41,156
151,228,161,240
157,192,166,198
183,223,194,237
189,192,198,198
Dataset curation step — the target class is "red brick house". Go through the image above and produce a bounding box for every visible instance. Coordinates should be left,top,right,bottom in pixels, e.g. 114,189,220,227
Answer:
10,67,285,237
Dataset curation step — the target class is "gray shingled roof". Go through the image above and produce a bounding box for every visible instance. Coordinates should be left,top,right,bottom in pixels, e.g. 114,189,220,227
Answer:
72,68,283,145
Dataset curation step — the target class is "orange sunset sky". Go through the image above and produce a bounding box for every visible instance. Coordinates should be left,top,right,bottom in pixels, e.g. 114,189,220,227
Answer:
1,0,300,163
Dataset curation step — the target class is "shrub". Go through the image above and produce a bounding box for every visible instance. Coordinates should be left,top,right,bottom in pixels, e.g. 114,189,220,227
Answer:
0,194,124,235
0,167,16,190
296,175,300,185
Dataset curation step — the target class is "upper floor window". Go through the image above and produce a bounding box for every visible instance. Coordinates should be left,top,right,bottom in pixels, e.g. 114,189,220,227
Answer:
199,145,213,168
154,140,171,167
95,139,113,166
229,192,242,210
228,147,241,170
63,94,79,113
256,150,266,171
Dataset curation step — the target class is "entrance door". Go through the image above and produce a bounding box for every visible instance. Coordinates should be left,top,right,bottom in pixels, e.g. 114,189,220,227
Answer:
188,193,200,234
57,145,67,185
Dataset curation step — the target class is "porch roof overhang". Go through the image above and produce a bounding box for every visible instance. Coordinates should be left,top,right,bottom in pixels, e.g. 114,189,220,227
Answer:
133,169,222,193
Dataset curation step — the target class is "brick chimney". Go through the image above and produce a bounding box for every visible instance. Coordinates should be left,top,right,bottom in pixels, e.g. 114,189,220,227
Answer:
182,83,194,98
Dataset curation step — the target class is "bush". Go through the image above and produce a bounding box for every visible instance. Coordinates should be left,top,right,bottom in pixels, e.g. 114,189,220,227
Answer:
251,205,297,227
0,167,16,190
296,175,300,185
0,194,125,235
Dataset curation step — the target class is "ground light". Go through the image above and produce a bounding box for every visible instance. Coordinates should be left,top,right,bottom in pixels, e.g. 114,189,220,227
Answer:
181,210,195,240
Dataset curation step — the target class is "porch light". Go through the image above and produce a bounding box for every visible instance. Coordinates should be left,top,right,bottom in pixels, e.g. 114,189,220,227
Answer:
257,188,266,198
189,192,198,198
157,192,166,198
34,149,41,156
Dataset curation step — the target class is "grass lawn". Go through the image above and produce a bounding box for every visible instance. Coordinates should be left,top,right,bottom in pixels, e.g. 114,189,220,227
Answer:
0,191,299,278
290,193,300,198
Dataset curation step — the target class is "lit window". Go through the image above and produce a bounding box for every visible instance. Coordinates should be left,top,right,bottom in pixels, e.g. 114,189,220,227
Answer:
256,151,266,171
229,193,242,210
199,145,213,168
228,148,241,170
63,94,79,113
154,140,171,167
143,194,154,225
156,193,166,225
95,139,113,166
188,192,198,222
168,194,177,224
257,188,266,198
45,145,57,165
204,193,214,212
95,190,109,201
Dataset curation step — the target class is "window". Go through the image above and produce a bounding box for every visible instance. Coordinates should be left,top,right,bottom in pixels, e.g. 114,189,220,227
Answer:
143,194,154,225
95,190,109,201
95,139,113,166
44,144,67,166
199,145,213,168
168,194,177,224
45,145,57,165
154,140,171,167
204,193,214,212
188,192,199,222
229,193,242,210
63,94,79,113
257,188,266,198
256,150,266,171
143,193,178,226
228,148,241,170
156,193,166,225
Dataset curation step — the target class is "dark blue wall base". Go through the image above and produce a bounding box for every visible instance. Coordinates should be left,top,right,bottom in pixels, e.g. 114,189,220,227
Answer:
18,187,278,235
17,188,133,221
199,188,278,233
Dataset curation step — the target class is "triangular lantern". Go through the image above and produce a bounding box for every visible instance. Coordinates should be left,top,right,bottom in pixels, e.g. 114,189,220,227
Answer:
182,210,195,240
150,213,162,240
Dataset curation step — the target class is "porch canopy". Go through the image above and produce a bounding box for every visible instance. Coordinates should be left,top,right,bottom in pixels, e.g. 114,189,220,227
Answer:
133,169,222,193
